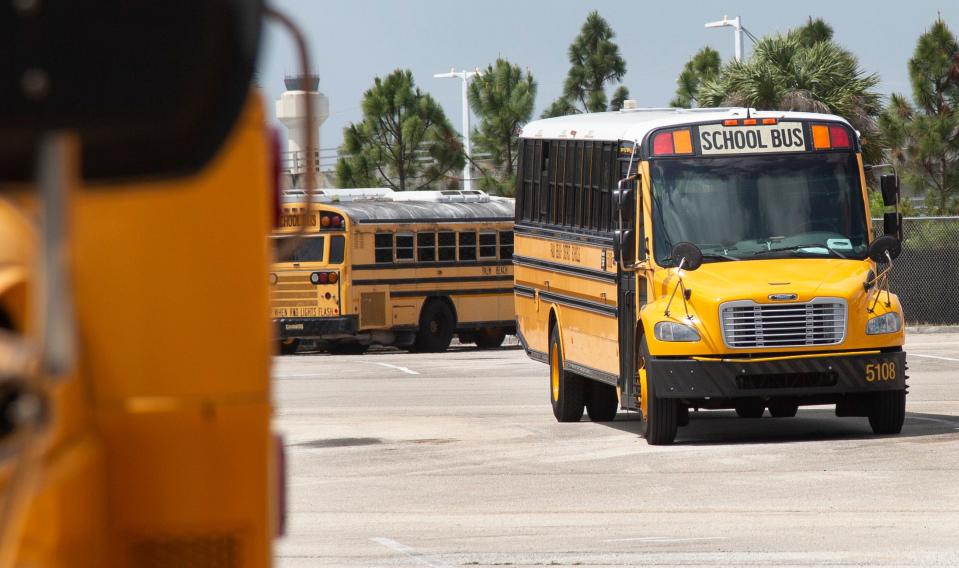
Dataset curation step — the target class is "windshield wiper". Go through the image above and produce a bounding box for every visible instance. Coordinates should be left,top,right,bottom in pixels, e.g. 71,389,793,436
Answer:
752,244,847,259
663,252,739,265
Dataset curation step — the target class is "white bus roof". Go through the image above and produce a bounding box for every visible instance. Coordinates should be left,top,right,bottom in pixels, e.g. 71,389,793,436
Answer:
281,187,508,205
519,107,855,144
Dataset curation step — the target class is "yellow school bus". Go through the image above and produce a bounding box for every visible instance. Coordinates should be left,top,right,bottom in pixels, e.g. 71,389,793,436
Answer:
0,2,279,565
514,107,907,444
272,189,515,354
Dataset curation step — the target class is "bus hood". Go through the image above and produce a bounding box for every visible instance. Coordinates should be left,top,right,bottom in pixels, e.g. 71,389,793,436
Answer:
659,258,871,305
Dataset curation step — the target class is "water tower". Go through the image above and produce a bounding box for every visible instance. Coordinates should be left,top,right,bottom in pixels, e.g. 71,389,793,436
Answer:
276,74,329,188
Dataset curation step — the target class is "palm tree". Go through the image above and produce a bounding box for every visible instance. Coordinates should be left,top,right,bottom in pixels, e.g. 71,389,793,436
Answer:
698,30,882,163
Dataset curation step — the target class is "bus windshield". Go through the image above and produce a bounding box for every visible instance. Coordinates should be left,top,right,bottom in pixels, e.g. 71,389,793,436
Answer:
273,236,325,263
650,153,869,265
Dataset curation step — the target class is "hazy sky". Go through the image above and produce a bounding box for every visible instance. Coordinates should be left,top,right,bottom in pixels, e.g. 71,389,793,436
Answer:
258,1,956,153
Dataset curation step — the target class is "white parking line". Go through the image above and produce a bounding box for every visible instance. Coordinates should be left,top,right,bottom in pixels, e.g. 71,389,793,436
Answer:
371,537,453,568
368,362,420,375
909,353,959,363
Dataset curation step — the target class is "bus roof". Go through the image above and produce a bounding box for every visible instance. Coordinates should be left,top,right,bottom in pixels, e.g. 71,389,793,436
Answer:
295,199,515,225
520,107,855,144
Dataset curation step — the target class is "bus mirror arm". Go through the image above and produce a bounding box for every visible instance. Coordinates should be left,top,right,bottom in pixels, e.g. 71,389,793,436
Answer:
614,174,641,270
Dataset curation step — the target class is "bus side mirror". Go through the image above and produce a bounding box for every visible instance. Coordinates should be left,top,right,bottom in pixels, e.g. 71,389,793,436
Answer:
883,212,903,242
868,234,901,263
614,229,635,264
880,174,899,206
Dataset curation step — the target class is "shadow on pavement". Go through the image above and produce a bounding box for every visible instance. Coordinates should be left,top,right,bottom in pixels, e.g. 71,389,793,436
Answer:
597,408,959,445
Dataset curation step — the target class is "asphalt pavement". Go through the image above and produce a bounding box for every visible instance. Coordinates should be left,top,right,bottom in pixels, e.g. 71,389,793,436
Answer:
273,332,959,567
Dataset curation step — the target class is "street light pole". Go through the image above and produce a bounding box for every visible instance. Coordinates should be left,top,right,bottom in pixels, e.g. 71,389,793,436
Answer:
705,15,744,61
434,67,481,191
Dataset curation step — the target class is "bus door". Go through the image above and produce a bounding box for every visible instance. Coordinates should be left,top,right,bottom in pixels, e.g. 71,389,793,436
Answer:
614,154,641,411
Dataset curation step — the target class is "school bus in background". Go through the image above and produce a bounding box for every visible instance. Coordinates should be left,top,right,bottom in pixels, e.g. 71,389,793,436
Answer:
272,189,515,354
513,106,907,444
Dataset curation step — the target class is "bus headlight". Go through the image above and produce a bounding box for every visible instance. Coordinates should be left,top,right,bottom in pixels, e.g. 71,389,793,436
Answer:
654,321,701,342
866,312,900,335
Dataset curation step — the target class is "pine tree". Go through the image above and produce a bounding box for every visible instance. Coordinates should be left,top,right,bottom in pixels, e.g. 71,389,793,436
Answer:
879,19,959,214
467,59,536,195
670,47,721,108
336,69,464,191
543,11,627,117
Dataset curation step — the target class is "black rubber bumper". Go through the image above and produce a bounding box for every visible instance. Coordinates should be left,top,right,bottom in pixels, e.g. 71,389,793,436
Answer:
647,350,906,399
275,316,358,339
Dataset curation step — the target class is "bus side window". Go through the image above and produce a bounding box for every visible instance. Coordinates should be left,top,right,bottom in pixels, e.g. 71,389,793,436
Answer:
459,231,477,261
479,232,497,259
375,233,393,263
396,233,415,262
330,235,345,264
438,231,456,261
417,232,436,262
499,231,514,260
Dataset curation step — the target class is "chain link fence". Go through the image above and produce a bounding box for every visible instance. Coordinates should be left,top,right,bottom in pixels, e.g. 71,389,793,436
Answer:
873,216,959,325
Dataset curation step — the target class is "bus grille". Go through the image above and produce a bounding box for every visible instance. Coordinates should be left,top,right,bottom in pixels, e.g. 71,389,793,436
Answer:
720,298,847,348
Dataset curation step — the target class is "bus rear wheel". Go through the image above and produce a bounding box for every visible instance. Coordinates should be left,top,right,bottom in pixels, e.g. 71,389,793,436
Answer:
413,300,455,353
549,326,584,422
586,381,618,422
639,336,678,445
278,338,300,355
474,327,507,349
868,389,906,434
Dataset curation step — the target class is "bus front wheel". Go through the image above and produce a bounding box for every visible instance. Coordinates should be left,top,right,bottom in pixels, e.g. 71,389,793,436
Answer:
413,300,455,353
868,389,906,434
639,337,678,445
278,338,300,355
549,326,584,422
327,342,370,355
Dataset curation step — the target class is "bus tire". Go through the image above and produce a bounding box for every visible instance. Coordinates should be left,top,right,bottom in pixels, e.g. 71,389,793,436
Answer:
327,342,369,355
868,389,906,434
549,326,584,422
639,337,678,445
768,399,799,418
474,327,507,349
735,399,765,418
278,338,299,355
413,300,455,353
585,381,618,422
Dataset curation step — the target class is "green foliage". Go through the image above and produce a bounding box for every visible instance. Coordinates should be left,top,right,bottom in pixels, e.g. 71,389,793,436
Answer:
670,47,721,108
698,23,882,163
543,11,627,117
879,19,959,214
468,59,536,195
336,69,464,191
609,85,630,111
794,17,833,47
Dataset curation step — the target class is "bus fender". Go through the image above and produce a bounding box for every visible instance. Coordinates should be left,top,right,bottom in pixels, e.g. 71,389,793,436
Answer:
547,304,566,354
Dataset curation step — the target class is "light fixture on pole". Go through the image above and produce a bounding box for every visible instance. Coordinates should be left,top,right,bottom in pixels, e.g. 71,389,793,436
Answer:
705,15,755,61
434,67,481,191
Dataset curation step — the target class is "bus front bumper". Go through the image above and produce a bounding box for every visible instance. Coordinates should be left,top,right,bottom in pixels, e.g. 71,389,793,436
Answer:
646,350,906,400
275,316,358,339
